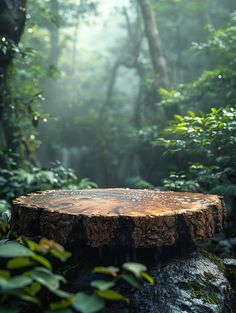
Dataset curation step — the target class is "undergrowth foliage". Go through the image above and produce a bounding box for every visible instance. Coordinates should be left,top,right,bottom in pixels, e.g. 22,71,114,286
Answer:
155,106,236,212
0,161,97,203
0,238,153,313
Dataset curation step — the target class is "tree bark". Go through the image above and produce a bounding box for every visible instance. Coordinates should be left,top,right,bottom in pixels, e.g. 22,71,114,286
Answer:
11,189,225,248
0,0,27,91
138,0,169,89
0,0,26,95
0,0,27,165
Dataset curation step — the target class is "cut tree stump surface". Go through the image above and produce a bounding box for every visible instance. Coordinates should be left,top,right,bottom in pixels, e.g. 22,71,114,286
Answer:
11,189,225,248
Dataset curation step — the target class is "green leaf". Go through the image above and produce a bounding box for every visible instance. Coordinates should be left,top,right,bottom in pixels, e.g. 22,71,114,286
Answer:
1,222,7,233
18,294,40,304
91,280,115,291
122,262,147,278
27,240,47,253
50,288,72,298
31,254,52,269
141,272,154,284
72,293,105,313
25,282,41,296
96,290,129,303
0,270,10,279
30,267,65,291
49,298,72,310
51,248,71,262
0,241,34,258
0,276,33,290
120,274,140,289
93,266,119,276
7,258,35,269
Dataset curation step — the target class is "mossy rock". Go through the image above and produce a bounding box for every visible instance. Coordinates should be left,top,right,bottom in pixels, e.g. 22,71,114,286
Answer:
109,252,232,313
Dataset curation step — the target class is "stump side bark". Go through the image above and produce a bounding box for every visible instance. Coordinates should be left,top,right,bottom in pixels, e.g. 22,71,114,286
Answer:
11,189,226,248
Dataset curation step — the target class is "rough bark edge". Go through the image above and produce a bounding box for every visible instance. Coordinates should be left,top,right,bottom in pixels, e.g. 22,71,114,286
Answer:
11,191,226,248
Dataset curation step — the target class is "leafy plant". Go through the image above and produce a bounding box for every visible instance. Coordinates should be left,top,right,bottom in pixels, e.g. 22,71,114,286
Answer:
0,239,153,313
0,161,97,202
155,107,236,212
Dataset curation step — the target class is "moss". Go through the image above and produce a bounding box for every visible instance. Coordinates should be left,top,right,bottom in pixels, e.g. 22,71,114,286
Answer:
203,271,215,281
187,282,219,305
202,292,220,305
201,250,225,273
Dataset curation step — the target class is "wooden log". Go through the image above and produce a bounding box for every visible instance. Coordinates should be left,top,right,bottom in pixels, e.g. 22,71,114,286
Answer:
11,189,226,248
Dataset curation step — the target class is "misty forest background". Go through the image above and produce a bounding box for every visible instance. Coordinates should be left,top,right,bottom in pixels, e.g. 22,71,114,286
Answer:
1,0,236,236
1,0,236,311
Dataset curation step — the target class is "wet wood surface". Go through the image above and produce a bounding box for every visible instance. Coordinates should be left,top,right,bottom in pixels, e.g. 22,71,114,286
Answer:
11,189,225,248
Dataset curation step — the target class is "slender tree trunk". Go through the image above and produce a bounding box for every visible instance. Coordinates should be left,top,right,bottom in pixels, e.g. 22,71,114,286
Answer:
133,63,145,127
138,0,169,89
48,0,60,69
96,61,120,186
0,0,27,108
0,0,27,166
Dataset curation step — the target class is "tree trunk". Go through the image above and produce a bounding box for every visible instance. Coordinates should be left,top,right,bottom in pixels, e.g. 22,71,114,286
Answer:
0,0,27,166
0,0,27,104
0,0,26,88
138,0,169,89
12,189,225,248
48,0,60,69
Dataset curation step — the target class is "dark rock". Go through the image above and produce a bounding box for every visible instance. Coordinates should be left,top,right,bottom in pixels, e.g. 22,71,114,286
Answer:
110,252,232,313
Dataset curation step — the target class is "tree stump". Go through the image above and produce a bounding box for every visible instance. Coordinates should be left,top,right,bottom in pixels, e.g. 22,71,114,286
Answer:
11,189,233,312
11,189,225,250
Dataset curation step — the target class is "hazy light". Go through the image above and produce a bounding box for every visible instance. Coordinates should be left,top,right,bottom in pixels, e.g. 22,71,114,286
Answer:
30,134,36,140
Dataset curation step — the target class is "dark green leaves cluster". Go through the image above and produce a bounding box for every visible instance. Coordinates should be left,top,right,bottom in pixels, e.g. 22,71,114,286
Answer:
0,161,97,202
155,107,236,211
0,240,154,313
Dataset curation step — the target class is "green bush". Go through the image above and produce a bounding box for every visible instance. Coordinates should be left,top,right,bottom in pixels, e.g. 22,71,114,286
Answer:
155,106,236,212
0,161,97,202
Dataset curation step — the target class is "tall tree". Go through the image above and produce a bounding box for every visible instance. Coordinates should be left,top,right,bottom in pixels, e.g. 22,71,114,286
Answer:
0,0,27,95
0,0,27,165
138,0,169,89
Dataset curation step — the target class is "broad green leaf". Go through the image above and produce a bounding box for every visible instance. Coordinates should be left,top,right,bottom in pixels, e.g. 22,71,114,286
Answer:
51,288,73,298
50,298,72,310
0,270,10,279
91,280,115,291
141,272,154,284
18,294,40,304
51,248,71,262
122,262,147,278
72,293,105,313
27,240,47,253
25,282,41,296
31,254,52,269
30,267,65,291
120,274,140,289
0,242,34,258
93,266,119,276
96,290,129,303
7,258,35,269
0,276,33,290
